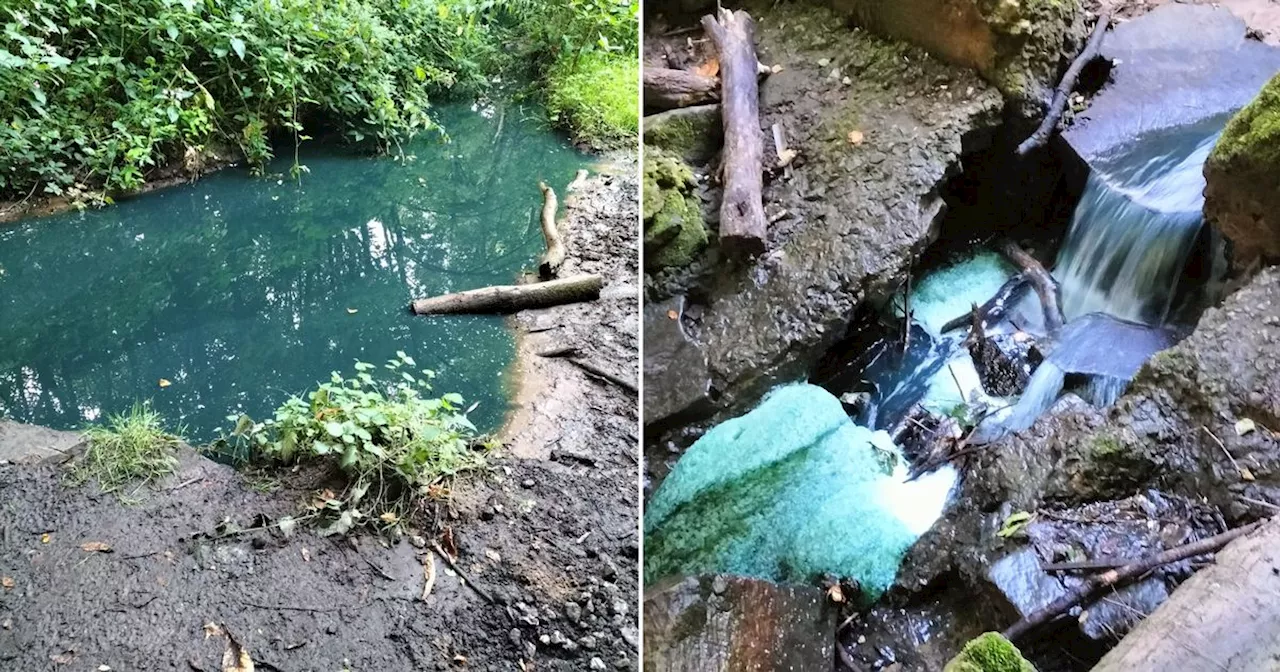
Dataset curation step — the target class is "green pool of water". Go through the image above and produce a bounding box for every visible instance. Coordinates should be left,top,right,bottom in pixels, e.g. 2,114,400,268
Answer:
0,101,592,442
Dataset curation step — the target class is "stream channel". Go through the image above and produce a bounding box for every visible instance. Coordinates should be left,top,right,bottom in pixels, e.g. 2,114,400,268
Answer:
0,101,592,443
645,112,1226,603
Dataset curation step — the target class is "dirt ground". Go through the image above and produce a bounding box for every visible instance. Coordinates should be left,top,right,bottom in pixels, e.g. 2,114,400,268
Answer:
0,155,639,671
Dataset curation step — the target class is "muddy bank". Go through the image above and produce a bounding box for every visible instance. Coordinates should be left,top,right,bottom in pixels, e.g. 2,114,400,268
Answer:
0,157,639,671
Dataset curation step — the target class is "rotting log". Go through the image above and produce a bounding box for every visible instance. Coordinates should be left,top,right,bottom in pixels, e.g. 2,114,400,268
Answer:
702,8,767,257
1003,518,1269,642
999,240,1064,332
1016,11,1111,156
643,67,720,110
410,274,603,315
1090,517,1280,672
537,181,566,279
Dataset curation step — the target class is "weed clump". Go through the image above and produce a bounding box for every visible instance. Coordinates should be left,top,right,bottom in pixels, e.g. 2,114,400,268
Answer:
234,352,490,535
547,51,640,150
69,403,182,496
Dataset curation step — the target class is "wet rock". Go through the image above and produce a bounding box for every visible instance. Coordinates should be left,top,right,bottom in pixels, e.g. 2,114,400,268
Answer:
643,149,707,271
646,2,1003,420
645,383,954,598
642,296,712,429
1204,72,1280,272
643,105,722,164
827,0,1085,118
1062,4,1280,165
0,421,81,464
643,575,836,671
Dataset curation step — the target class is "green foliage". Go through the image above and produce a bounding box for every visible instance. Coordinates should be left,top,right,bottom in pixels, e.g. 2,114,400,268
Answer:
234,352,489,534
944,633,1037,672
68,403,181,496
546,51,637,149
0,0,568,201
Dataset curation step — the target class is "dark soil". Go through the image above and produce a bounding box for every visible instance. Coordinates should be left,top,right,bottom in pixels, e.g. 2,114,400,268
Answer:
0,154,639,672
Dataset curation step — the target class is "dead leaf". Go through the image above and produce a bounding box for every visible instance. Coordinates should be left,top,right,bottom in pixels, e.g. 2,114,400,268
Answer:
453,654,468,665
1241,467,1256,482
300,547,311,562
421,553,437,601
1236,418,1256,436
693,58,719,78
222,630,254,672
847,130,865,145
1,576,13,590
40,533,50,544
826,583,845,603
80,541,112,553
777,148,798,168
666,310,678,320
346,308,358,314
484,549,501,562
379,511,399,524
50,651,74,665
203,622,224,639
158,378,172,388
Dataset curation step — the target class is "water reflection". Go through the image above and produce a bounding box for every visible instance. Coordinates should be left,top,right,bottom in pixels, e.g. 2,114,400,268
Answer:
0,101,591,441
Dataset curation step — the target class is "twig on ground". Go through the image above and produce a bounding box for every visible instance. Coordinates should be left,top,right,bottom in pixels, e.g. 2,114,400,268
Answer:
1203,425,1245,475
430,540,494,603
1016,11,1112,156
1003,518,1268,641
167,476,203,491
568,358,638,394
537,345,579,358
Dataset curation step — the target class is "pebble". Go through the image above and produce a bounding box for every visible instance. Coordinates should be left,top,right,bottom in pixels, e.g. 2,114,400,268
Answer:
509,628,522,648
818,57,831,67
565,601,583,623
611,600,628,616
711,576,728,594
539,634,551,645
579,634,597,649
521,478,535,488
590,658,607,670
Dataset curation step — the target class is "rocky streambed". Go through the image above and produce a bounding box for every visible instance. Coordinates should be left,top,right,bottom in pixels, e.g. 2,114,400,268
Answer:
642,0,1280,669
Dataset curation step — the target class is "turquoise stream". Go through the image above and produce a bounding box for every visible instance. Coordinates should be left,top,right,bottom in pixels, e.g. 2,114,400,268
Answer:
0,101,592,442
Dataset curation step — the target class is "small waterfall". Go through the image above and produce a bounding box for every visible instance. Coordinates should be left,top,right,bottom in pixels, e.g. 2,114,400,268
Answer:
1054,127,1220,325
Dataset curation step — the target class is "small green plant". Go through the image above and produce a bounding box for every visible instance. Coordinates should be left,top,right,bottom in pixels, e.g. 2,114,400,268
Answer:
68,403,182,496
234,352,490,535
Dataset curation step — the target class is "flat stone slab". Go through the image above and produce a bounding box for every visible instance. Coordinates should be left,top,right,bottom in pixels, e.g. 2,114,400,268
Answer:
1048,312,1178,380
0,421,81,464
1064,4,1280,162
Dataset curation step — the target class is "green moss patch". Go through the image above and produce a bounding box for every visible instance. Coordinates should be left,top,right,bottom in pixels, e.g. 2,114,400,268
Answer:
944,632,1037,672
1208,73,1280,171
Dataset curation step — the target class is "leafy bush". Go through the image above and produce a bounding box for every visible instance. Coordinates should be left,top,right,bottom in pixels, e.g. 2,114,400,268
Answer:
69,403,182,495
234,352,487,533
0,0,506,200
547,51,638,149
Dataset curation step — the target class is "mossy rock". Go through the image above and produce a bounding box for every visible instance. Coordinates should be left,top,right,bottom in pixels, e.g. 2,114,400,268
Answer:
642,106,722,164
643,147,707,270
1205,73,1280,270
944,632,1037,672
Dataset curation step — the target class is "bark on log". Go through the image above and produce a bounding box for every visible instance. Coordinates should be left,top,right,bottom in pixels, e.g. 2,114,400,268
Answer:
1090,517,1280,672
941,274,1031,334
999,240,1064,332
1003,519,1268,642
702,8,767,257
1016,11,1111,156
410,274,603,315
643,67,720,110
537,181,566,279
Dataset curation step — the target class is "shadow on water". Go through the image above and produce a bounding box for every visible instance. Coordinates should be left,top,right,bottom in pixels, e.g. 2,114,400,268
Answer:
0,100,593,442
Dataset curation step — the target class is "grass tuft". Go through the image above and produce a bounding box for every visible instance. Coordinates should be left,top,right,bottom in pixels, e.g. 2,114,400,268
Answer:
68,403,182,496
546,51,639,150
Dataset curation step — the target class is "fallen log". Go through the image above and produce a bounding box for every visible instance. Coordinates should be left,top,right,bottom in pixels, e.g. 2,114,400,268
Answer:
702,8,767,257
940,274,1031,334
1002,518,1268,642
998,240,1064,332
537,181,566,279
1090,516,1280,671
643,67,720,110
1016,11,1111,156
410,274,603,315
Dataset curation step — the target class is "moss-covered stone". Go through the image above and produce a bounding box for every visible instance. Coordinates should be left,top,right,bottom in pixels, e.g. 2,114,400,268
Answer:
643,147,707,270
944,632,1037,672
1205,73,1280,271
642,106,722,164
